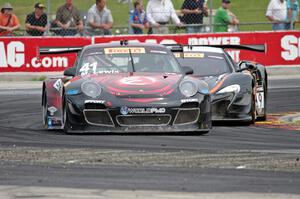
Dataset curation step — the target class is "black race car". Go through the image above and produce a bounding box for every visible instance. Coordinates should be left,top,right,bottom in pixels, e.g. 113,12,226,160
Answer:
169,45,267,123
41,42,212,134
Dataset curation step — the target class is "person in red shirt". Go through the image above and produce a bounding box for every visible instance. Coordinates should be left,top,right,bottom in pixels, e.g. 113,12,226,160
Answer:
0,3,20,36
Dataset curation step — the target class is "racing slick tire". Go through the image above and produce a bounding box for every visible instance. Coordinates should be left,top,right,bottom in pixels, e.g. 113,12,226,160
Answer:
62,97,71,134
42,90,48,128
246,88,257,125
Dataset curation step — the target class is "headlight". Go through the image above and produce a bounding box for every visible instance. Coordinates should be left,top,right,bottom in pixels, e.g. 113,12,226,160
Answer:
81,81,102,98
217,84,240,94
179,81,198,97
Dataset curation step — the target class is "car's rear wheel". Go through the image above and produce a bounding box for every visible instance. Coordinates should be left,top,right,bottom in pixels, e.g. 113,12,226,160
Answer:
248,89,257,125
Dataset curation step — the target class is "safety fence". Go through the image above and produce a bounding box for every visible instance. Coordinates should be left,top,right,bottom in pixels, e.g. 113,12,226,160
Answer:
1,31,300,73
0,0,298,36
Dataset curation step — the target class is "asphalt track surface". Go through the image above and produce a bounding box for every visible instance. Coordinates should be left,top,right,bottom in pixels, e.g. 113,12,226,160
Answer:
0,79,300,195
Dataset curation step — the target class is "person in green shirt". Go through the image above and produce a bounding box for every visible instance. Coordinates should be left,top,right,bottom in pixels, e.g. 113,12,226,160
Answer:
213,0,239,32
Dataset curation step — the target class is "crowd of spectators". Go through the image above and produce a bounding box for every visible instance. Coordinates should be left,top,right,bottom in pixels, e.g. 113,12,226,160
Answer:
0,0,299,37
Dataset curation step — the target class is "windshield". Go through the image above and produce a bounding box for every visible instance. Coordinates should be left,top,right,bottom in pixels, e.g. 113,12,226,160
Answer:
176,53,231,77
78,48,181,76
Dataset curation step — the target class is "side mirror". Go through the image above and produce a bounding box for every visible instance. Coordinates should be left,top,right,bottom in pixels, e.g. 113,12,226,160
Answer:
182,66,194,75
246,63,257,70
237,61,257,72
63,67,76,77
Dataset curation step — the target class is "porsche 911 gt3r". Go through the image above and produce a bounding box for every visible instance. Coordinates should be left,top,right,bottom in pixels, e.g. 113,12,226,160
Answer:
170,45,267,124
41,42,212,134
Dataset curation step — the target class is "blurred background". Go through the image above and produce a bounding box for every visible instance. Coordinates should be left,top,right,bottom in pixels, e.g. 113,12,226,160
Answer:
0,0,297,36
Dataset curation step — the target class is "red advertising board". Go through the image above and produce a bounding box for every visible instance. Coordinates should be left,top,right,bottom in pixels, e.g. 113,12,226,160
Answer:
0,31,300,72
0,37,91,72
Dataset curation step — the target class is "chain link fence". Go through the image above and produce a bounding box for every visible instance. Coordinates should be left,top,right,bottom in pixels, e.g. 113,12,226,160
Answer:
0,0,298,36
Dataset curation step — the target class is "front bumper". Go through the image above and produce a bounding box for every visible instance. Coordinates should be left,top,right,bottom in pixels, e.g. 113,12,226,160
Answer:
65,95,211,133
211,92,252,121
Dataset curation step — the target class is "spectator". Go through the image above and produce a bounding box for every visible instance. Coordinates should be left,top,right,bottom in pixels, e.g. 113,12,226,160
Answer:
266,0,287,31
181,0,208,33
0,3,20,36
55,0,83,36
129,0,149,34
286,0,299,29
213,0,239,33
86,0,113,36
25,3,47,36
146,0,182,34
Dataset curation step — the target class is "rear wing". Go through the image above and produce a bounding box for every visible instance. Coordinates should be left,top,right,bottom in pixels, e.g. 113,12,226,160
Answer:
39,47,84,55
164,44,266,53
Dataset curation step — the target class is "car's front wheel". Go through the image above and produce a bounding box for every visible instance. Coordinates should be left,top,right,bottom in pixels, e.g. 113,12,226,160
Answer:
42,90,48,129
62,97,71,134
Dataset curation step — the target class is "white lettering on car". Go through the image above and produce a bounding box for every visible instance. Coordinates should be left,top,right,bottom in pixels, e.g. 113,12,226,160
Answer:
84,100,106,104
127,108,166,114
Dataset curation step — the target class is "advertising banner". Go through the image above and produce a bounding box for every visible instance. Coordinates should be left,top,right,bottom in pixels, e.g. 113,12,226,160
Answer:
0,31,299,72
0,37,91,72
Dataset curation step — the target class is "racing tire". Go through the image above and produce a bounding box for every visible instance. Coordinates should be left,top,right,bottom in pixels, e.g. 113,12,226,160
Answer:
62,97,71,134
247,89,256,125
42,90,48,128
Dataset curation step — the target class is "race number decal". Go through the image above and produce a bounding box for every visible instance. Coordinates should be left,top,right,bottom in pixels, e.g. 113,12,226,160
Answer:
79,62,97,76
256,86,264,111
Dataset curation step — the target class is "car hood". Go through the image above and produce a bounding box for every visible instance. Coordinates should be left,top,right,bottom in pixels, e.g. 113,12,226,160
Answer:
71,72,183,98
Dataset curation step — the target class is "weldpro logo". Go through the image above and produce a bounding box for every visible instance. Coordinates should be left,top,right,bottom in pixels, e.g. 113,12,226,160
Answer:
0,41,68,69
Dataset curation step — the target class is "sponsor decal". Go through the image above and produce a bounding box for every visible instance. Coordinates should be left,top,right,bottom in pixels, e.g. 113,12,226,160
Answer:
48,118,52,127
120,106,129,115
184,53,204,58
256,86,265,110
120,106,166,115
173,53,181,58
84,100,106,104
181,98,199,103
104,47,145,54
53,79,63,95
119,76,156,86
129,108,166,114
66,89,79,95
48,106,57,116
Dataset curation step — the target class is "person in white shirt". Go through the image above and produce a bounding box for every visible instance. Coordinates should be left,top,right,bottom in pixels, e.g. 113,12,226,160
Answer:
266,0,287,30
146,0,182,34
86,0,113,35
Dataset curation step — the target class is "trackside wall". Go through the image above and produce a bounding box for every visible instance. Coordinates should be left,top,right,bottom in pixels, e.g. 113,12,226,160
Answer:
0,31,300,72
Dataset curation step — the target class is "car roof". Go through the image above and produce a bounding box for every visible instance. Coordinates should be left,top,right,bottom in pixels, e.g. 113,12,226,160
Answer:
183,46,225,54
83,42,167,51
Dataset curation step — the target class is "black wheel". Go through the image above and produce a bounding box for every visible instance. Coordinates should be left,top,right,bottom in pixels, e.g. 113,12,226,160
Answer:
62,97,71,134
42,91,48,128
247,89,256,125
